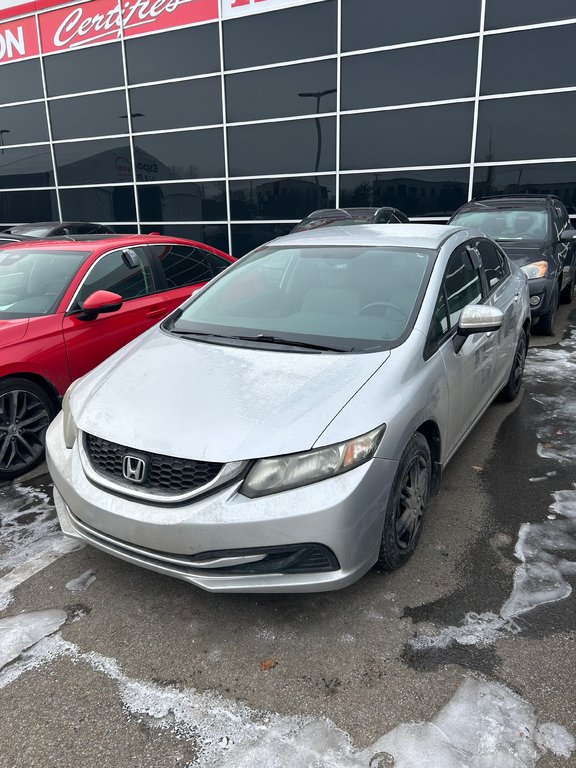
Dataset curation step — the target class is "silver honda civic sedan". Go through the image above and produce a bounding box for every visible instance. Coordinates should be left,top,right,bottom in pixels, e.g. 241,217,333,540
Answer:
46,225,530,593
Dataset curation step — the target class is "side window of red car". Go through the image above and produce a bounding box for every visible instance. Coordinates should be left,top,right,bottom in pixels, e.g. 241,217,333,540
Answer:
71,247,154,309
150,245,230,289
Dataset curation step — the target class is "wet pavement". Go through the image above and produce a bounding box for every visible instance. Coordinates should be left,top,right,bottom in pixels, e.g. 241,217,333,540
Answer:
1,309,575,767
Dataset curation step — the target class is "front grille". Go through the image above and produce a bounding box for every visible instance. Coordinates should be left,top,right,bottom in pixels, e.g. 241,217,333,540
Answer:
85,433,223,495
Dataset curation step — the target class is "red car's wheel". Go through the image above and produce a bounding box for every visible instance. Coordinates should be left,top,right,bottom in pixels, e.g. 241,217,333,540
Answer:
0,378,55,483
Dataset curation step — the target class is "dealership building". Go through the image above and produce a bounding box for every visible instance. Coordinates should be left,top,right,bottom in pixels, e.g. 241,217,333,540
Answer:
0,0,575,256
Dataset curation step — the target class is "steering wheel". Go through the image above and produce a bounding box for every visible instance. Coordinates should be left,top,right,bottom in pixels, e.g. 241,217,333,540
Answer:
359,301,409,320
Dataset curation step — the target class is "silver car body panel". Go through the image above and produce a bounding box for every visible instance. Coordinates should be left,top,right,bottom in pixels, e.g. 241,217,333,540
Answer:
46,224,531,592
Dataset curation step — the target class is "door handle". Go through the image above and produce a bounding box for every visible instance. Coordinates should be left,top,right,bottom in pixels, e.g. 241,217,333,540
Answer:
514,292,520,301
146,307,167,318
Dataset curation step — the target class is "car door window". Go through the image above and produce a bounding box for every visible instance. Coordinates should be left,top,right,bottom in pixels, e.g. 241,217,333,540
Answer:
553,203,569,236
444,245,483,328
71,247,153,309
150,245,230,289
477,240,508,291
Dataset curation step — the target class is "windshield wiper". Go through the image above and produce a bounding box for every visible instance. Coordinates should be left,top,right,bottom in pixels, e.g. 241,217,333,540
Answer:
236,334,350,352
172,328,349,352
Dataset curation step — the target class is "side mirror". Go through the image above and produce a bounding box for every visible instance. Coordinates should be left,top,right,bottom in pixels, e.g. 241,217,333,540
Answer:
77,290,123,321
560,229,576,242
457,304,504,337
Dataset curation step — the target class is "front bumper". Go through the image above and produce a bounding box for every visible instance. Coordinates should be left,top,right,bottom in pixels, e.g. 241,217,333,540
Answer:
46,415,398,593
527,275,556,319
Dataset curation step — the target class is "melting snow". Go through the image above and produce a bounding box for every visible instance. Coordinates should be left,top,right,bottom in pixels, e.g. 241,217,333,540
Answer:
0,635,572,767
66,570,96,592
0,609,67,671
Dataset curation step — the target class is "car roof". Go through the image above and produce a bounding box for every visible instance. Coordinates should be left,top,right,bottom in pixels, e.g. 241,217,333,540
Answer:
266,224,462,250
458,196,557,210
0,234,210,251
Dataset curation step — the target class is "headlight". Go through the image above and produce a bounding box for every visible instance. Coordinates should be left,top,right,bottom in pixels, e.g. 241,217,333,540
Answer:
241,426,386,498
520,261,548,279
62,382,79,449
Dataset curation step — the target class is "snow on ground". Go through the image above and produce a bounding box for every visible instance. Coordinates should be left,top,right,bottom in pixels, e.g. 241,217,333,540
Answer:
0,630,573,767
411,336,576,651
66,569,96,591
0,482,85,611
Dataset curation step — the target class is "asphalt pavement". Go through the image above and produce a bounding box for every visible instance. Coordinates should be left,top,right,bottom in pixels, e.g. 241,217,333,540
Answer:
1,307,575,768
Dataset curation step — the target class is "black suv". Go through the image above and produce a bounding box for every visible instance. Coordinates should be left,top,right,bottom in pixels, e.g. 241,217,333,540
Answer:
449,196,576,334
292,207,409,233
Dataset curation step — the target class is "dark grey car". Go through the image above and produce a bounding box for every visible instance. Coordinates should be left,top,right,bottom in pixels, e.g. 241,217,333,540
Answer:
449,196,576,335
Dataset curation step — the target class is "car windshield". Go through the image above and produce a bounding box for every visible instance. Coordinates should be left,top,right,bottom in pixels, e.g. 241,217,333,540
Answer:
169,245,433,352
451,208,549,242
0,248,90,319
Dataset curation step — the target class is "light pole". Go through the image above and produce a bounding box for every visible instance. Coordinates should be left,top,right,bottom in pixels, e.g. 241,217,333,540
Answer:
0,129,10,155
298,89,337,207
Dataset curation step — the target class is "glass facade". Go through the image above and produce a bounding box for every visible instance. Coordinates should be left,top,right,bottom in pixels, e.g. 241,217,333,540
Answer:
0,0,574,257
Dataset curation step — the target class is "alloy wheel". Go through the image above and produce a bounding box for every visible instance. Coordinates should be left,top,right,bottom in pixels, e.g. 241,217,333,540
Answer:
0,389,50,473
395,455,429,551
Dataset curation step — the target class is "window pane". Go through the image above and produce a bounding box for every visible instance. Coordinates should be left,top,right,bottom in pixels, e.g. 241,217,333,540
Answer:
481,26,576,95
0,59,43,105
472,163,576,213
340,170,470,217
150,244,230,288
0,145,54,188
0,102,49,145
60,186,137,222
129,78,222,132
140,224,229,254
342,0,481,51
223,1,336,70
44,44,124,97
75,248,153,306
444,247,482,327
0,189,58,225
226,60,337,123
134,130,225,180
228,118,336,177
477,241,507,289
476,93,576,163
138,182,227,222
49,91,127,140
230,176,336,220
485,0,576,29
342,39,478,111
432,291,449,338
341,104,474,170
125,24,220,85
231,223,294,259
55,140,132,185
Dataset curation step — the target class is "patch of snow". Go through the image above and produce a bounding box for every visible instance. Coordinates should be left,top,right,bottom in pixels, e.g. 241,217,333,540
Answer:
66,570,96,592
0,609,67,671
0,637,572,768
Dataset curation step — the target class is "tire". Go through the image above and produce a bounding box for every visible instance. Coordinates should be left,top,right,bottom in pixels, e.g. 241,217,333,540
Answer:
0,378,55,483
535,284,558,337
376,433,431,571
560,270,575,304
499,329,527,402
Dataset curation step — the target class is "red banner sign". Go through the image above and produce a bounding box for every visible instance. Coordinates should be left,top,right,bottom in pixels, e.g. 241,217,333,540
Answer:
39,0,217,53
0,14,38,63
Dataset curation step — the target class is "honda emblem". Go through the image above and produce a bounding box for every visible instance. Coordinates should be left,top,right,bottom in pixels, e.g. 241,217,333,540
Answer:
122,455,146,483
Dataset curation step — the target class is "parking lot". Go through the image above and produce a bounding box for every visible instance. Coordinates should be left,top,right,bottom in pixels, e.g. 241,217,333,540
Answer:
1,306,575,768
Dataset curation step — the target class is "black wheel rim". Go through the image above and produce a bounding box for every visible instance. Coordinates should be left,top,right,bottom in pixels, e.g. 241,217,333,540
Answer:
395,455,428,551
0,390,50,473
512,336,527,391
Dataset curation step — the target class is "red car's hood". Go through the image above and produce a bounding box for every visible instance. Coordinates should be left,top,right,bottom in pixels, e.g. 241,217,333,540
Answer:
0,318,29,345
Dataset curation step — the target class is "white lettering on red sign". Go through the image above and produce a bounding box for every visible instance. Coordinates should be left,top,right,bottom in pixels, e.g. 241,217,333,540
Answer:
40,0,218,53
0,16,37,63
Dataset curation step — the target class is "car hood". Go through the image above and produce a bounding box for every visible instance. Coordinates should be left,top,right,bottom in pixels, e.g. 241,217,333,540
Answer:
72,328,391,462
496,242,550,267
0,317,29,345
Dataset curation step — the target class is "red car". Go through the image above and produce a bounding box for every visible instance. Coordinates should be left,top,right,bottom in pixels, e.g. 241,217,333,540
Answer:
0,234,234,482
